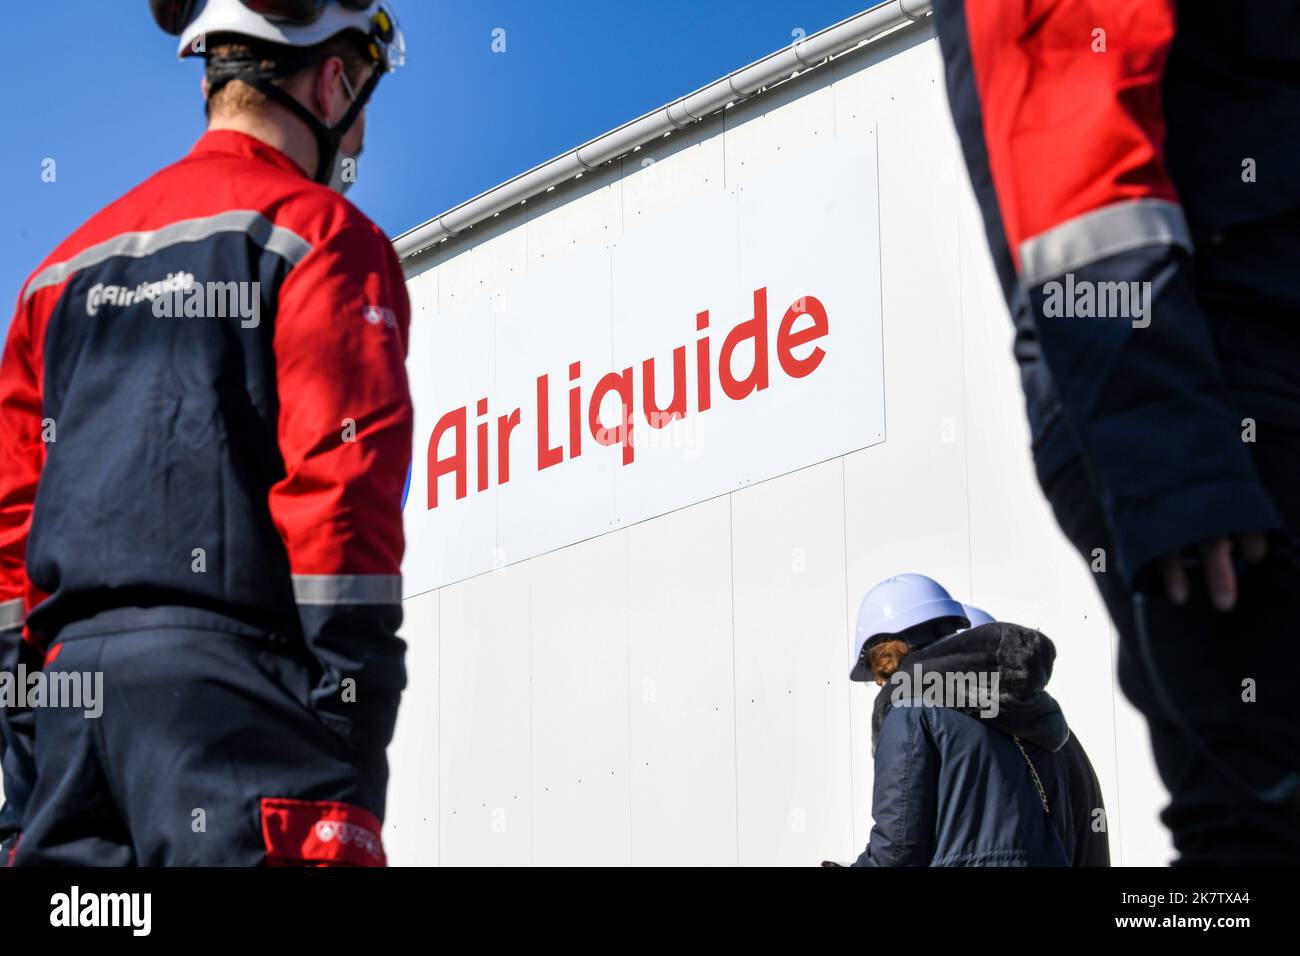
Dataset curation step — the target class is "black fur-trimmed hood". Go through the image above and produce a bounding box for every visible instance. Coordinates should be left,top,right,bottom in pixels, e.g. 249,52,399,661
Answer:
870,622,1069,755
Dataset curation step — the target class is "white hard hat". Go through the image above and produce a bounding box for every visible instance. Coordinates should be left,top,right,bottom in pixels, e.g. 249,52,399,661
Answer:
151,0,405,184
155,0,405,72
850,574,968,681
961,603,996,628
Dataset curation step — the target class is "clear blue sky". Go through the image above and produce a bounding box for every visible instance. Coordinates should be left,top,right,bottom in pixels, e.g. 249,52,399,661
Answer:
0,1,878,336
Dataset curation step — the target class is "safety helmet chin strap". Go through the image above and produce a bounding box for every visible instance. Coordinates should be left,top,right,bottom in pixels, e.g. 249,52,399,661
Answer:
206,51,382,184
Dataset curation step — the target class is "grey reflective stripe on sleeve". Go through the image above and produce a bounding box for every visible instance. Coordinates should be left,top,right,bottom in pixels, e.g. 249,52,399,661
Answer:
22,210,313,303
0,598,23,630
292,574,403,606
1018,198,1192,288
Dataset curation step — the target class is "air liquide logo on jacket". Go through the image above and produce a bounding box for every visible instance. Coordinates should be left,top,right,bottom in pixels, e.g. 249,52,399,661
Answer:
363,303,398,329
314,819,384,860
85,272,261,328
86,271,194,316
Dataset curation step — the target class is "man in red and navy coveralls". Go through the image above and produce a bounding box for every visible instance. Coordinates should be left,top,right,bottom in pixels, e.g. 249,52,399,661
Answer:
932,0,1300,863
0,0,411,865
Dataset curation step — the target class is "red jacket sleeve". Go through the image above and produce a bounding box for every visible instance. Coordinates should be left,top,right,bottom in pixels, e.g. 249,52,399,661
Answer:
0,293,46,640
934,0,1283,582
960,0,1178,271
269,219,413,749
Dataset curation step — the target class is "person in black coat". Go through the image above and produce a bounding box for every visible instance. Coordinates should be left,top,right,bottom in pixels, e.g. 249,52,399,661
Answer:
846,575,1108,867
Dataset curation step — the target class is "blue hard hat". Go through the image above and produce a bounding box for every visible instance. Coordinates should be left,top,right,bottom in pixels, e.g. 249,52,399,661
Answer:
850,574,968,681
961,604,996,628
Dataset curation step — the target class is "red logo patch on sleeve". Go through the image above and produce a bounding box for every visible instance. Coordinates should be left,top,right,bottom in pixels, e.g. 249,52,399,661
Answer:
260,798,387,867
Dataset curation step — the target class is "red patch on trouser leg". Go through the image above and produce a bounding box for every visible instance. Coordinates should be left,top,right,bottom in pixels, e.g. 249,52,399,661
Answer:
260,798,386,867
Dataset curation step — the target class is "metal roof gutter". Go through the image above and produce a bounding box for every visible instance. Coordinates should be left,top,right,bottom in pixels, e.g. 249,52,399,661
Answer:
391,0,932,261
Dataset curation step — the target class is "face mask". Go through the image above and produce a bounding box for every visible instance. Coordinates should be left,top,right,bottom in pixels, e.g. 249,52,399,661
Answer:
327,146,363,195
326,69,365,194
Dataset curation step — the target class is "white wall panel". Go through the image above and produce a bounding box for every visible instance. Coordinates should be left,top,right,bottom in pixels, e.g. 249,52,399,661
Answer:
404,258,438,316
724,78,836,189
837,31,970,593
620,123,725,228
1111,649,1175,865
731,460,853,866
385,589,439,865
436,210,529,311
529,532,631,865
437,564,532,866
525,163,623,272
626,497,737,865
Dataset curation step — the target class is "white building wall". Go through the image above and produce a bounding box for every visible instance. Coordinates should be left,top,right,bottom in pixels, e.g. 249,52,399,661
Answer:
385,19,1172,866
